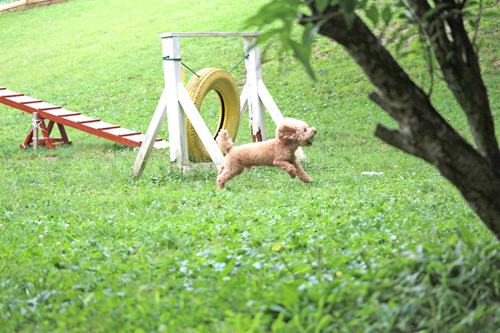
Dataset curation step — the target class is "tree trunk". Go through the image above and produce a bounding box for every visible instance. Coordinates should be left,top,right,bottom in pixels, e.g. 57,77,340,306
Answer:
300,5,500,240
407,0,500,170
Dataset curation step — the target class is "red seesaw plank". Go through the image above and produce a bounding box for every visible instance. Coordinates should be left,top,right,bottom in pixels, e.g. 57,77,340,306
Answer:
0,88,169,150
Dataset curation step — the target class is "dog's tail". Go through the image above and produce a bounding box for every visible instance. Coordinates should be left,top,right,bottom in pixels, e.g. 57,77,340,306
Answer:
216,129,233,153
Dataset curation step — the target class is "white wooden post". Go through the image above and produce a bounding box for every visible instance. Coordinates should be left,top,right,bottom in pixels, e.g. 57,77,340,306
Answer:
33,112,39,151
162,36,189,167
131,36,188,177
243,37,266,142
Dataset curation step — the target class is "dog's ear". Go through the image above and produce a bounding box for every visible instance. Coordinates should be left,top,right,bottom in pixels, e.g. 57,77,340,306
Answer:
277,122,297,141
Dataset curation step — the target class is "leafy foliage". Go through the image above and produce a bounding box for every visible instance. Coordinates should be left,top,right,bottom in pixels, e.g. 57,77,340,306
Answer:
245,0,318,79
246,0,500,86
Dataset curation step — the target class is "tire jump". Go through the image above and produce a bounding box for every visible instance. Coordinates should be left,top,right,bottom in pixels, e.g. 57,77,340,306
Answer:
185,68,240,163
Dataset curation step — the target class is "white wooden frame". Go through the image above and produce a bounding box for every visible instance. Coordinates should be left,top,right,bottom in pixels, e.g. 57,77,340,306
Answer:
131,32,306,177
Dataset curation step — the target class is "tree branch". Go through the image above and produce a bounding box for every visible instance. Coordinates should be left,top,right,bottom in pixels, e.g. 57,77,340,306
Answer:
408,0,500,170
374,125,412,154
297,2,500,239
368,92,404,122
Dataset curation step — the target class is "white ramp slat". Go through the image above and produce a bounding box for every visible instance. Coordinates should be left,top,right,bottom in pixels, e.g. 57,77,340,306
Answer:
6,96,42,104
0,89,23,97
44,109,81,117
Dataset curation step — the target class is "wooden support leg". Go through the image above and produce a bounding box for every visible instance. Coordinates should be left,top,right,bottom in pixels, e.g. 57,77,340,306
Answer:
20,124,35,149
57,122,72,146
43,120,54,149
33,112,40,151
20,118,71,150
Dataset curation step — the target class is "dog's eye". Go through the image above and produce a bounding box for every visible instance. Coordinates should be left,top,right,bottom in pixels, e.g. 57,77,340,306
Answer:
303,128,307,132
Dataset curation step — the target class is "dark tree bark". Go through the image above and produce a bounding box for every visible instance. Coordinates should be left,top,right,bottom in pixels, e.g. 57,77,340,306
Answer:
407,0,500,169
300,2,500,240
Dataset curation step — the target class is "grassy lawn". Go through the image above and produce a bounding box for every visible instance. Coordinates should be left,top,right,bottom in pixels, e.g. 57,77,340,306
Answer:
1,0,500,332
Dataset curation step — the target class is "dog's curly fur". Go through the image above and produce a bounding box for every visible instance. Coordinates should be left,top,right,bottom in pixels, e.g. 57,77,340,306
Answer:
216,118,317,189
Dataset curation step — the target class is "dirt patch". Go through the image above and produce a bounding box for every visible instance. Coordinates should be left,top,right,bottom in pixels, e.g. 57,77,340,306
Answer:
102,152,115,159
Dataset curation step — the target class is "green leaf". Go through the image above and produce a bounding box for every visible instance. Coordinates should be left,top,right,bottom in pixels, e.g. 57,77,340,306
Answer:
365,6,379,26
169,205,179,214
381,6,392,25
406,35,422,61
463,0,479,9
422,3,448,20
409,35,422,53
244,0,300,28
250,28,282,51
474,38,484,54
339,0,358,24
271,312,287,331
302,22,319,45
288,39,316,80
357,0,368,10
315,315,333,333
482,10,500,18
315,0,330,13
455,225,477,247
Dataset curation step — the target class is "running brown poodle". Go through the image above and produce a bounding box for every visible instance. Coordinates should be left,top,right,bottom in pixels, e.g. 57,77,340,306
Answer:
216,118,317,189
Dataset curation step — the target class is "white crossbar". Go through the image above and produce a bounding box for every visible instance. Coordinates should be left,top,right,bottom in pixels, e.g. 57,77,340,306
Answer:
159,32,261,38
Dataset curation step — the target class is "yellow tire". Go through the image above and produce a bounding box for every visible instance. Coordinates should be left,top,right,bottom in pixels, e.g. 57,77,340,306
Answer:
185,67,240,162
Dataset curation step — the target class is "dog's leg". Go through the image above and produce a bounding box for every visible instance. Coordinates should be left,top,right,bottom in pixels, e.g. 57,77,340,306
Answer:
217,165,244,189
273,160,298,178
218,164,225,175
293,160,313,183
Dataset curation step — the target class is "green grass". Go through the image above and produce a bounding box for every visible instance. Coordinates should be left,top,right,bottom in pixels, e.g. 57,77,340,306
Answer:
1,0,500,332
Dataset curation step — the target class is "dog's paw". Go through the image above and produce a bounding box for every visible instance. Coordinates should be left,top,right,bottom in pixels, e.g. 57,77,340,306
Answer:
299,176,313,183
